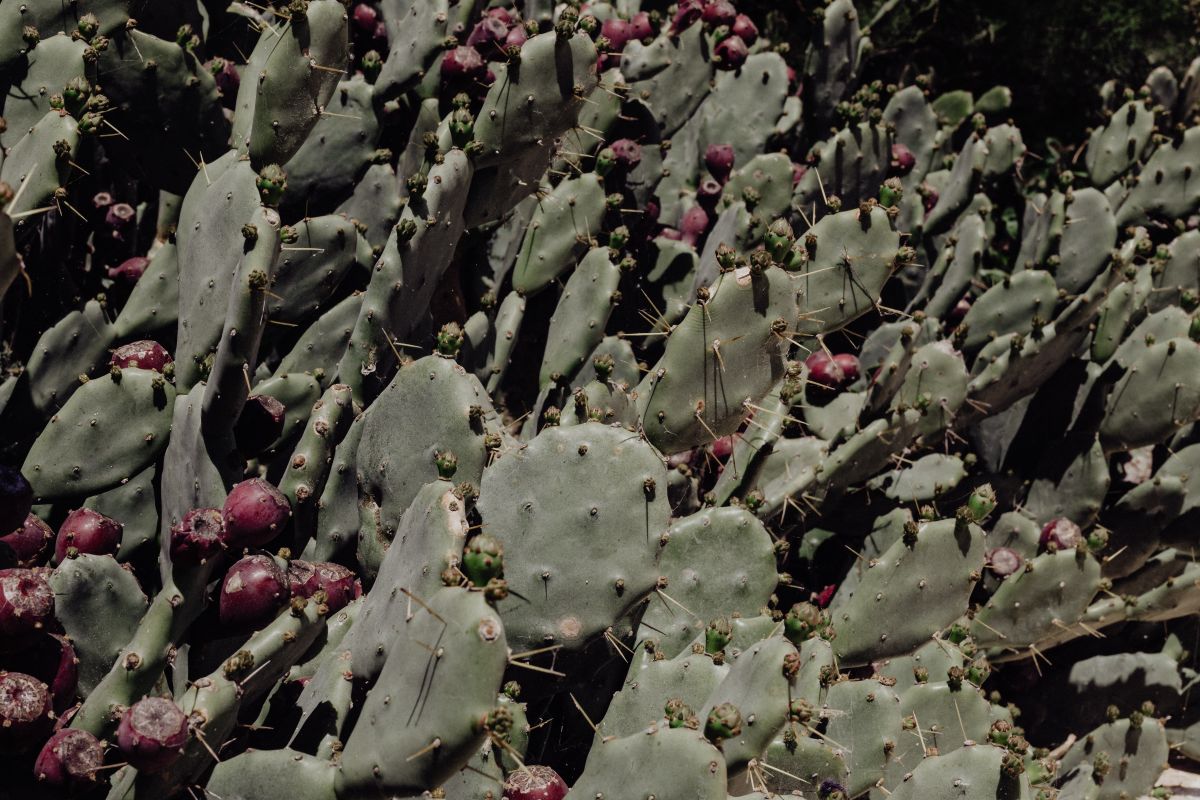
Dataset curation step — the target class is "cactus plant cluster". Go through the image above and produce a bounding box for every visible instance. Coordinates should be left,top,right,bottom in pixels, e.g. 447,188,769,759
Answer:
0,0,1197,798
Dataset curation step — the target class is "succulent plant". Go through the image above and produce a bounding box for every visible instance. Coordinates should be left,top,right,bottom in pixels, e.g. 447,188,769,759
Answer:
0,1,1195,797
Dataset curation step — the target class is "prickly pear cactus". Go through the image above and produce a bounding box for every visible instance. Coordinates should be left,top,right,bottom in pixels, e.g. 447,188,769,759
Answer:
0,1,1195,798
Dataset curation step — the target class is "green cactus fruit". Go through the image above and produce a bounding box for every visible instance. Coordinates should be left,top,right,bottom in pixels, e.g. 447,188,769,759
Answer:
705,702,743,742
463,534,504,587
256,164,287,206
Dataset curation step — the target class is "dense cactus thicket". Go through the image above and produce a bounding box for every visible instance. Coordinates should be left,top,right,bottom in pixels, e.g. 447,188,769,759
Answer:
0,0,1198,798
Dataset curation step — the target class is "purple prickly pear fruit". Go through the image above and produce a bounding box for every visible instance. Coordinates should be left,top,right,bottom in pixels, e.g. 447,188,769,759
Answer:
287,560,360,611
671,0,704,33
805,352,846,390
948,296,972,325
219,555,290,629
679,205,710,247
920,183,939,213
731,14,758,44
34,728,104,793
104,203,136,240
0,466,32,535
441,46,486,81
1039,518,1082,551
0,569,54,639
713,35,748,70
0,671,53,747
504,23,528,49
169,508,226,566
601,18,632,52
467,15,509,50
222,479,292,550
107,255,148,285
890,143,916,175
110,340,173,372
503,765,568,800
705,144,736,183
0,514,53,567
832,353,861,383
234,394,286,458
702,0,737,26
117,696,189,773
206,57,240,99
55,509,122,563
629,11,654,40
91,192,113,212
696,176,724,210
351,3,378,33
986,547,1023,577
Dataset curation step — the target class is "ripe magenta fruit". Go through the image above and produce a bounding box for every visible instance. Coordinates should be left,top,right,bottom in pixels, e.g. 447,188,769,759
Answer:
55,509,122,563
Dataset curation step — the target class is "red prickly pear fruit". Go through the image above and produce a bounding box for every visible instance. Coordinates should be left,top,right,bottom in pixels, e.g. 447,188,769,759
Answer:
609,138,643,169
107,255,149,285
441,46,486,80
0,671,54,747
33,728,104,793
714,35,748,70
601,18,632,52
890,143,916,175
467,15,509,49
711,434,738,459
486,7,513,25
679,205,710,247
350,4,378,33
287,560,361,612
805,352,846,390
986,547,1023,577
0,569,54,639
696,176,724,209
792,162,808,186
110,340,173,372
832,353,861,383
169,508,226,566
42,634,77,713
816,584,837,608
731,14,758,44
702,0,737,26
0,465,32,535
1,633,78,713
1039,518,1082,551
234,394,286,458
671,0,704,33
503,765,569,800
117,696,189,773
219,554,290,629
55,509,122,563
504,23,528,48
705,144,736,183
0,514,53,567
221,478,292,550
629,11,654,40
